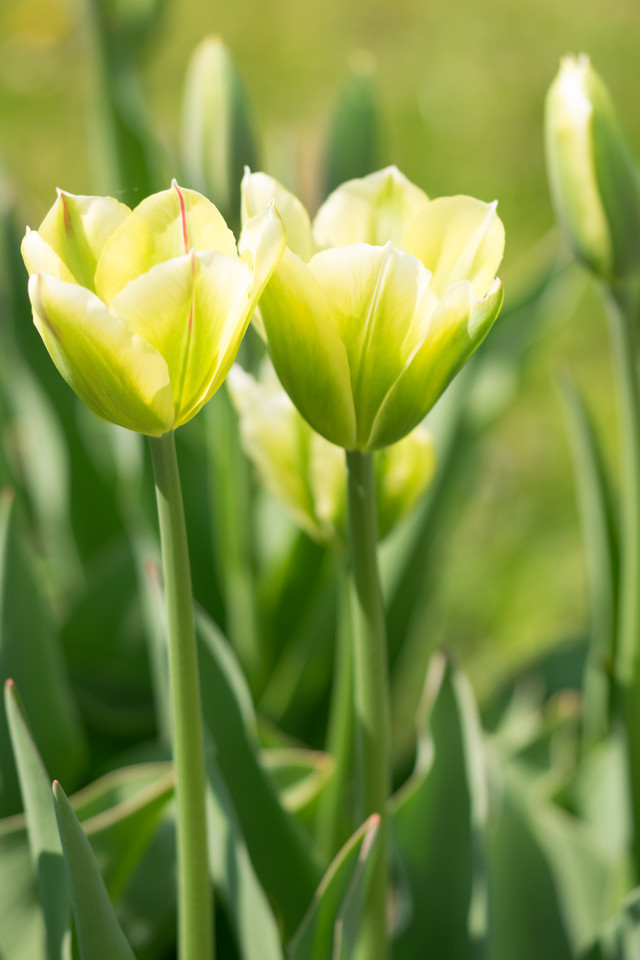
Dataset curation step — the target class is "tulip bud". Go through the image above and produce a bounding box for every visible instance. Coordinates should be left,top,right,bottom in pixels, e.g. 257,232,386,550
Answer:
182,37,258,232
545,55,640,282
228,362,436,547
323,52,383,197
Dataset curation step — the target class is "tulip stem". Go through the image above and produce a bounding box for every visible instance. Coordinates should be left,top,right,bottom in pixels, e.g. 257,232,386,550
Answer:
346,449,389,960
608,282,640,883
148,432,214,960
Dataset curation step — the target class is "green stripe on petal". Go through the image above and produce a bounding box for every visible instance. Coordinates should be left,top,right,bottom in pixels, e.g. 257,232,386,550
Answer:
35,192,131,291
95,183,237,303
260,249,357,448
241,170,313,261
309,243,437,448
110,252,254,425
368,279,504,449
404,195,505,298
313,166,430,249
29,274,174,435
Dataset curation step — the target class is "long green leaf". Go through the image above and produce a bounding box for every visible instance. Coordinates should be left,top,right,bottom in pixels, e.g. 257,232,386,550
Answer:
0,763,175,960
4,679,71,960
288,814,380,960
206,752,283,960
558,375,619,747
0,816,46,960
0,492,86,816
391,653,489,960
488,764,616,960
196,605,321,938
53,781,136,960
579,888,640,959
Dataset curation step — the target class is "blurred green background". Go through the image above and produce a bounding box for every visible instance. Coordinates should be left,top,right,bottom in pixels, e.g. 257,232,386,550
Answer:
1,0,639,697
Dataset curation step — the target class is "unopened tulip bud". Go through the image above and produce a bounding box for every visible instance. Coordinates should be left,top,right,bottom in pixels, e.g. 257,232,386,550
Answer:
182,37,258,231
228,362,436,546
545,55,640,282
323,52,383,196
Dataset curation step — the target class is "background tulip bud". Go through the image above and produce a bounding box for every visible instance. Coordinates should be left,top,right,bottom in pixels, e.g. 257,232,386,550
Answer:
323,52,384,197
228,362,436,547
545,55,640,282
182,36,259,232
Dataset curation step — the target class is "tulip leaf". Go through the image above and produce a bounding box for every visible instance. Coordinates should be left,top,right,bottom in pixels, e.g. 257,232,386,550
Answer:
4,680,71,960
0,492,87,817
288,813,380,960
206,752,284,960
558,375,618,747
488,763,616,960
262,748,335,830
391,652,489,960
206,388,262,687
0,763,174,960
83,767,174,902
578,888,640,959
196,604,322,937
53,780,136,960
0,816,46,960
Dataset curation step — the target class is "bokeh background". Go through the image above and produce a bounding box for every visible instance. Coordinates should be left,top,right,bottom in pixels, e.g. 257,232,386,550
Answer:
1,0,639,699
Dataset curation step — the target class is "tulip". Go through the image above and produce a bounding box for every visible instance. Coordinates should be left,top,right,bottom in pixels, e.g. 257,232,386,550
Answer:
22,180,285,435
241,166,504,451
228,362,435,546
545,54,640,283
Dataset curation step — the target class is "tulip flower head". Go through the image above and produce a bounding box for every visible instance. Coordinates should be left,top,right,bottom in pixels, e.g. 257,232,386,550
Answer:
22,181,285,435
241,166,504,451
228,361,436,546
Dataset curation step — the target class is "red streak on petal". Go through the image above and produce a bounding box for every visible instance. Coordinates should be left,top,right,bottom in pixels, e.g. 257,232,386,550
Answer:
188,300,194,332
60,192,72,234
173,180,190,254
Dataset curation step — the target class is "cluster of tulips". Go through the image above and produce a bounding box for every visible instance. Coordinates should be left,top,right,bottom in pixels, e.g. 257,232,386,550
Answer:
8,45,640,960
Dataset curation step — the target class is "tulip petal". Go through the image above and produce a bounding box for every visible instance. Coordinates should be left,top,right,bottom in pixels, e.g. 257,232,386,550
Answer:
309,243,437,447
95,182,237,303
238,202,287,307
376,426,436,539
21,228,76,283
31,192,131,290
228,365,323,540
28,274,174,435
241,171,313,261
368,279,504,449
313,166,430,249
110,252,254,425
259,249,356,448
403,195,505,298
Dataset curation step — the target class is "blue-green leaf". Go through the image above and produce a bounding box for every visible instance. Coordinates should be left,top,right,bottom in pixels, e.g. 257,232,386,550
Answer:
53,781,136,960
4,679,71,960
206,752,283,960
391,653,489,960
288,814,380,960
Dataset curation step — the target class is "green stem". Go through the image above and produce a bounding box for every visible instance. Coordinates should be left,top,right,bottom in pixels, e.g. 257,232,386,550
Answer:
608,282,640,882
346,450,389,960
148,432,213,960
